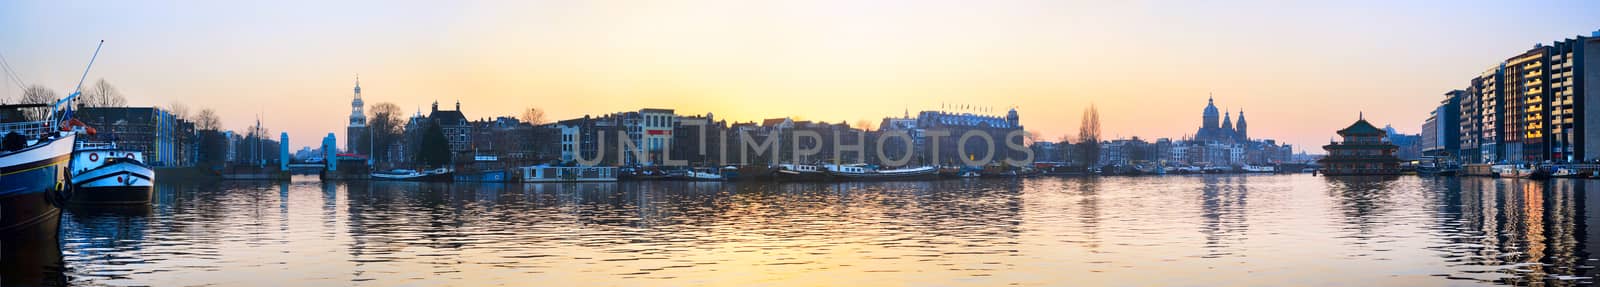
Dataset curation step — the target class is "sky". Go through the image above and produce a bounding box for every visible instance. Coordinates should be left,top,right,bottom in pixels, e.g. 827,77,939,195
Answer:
3,0,1599,151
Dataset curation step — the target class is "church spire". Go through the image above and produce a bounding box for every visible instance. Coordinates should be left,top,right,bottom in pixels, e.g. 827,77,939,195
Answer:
1236,108,1248,141
1222,107,1233,131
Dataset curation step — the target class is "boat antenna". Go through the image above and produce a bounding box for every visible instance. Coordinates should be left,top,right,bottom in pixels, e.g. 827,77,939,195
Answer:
54,40,103,112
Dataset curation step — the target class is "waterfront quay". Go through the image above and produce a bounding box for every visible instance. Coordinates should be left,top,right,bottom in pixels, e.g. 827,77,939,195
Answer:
6,174,1594,286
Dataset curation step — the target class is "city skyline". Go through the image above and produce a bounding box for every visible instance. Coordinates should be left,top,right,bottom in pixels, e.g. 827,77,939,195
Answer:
4,1,1600,150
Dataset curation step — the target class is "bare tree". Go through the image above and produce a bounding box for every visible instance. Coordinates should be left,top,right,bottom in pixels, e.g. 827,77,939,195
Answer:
167,102,191,121
368,102,404,133
520,107,547,125
80,78,127,108
194,108,222,131
19,85,58,120
1077,104,1101,167
363,102,405,163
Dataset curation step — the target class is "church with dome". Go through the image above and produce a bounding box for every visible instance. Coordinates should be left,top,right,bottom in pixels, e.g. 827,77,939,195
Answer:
1193,96,1247,144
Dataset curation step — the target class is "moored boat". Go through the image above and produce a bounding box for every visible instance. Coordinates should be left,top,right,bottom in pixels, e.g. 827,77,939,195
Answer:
670,168,726,181
1,40,102,232
619,167,670,181
1489,164,1517,178
67,142,155,204
1496,164,1550,179
981,165,1037,178
0,122,74,232
774,164,828,181
521,166,617,182
371,168,454,182
1241,165,1276,173
824,164,938,181
944,166,982,178
1551,167,1582,178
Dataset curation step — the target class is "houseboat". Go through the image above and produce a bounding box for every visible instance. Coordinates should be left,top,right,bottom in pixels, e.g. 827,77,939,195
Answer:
824,164,939,181
774,164,828,181
1318,115,1401,176
665,168,729,181
1497,164,1550,179
619,167,670,181
1241,165,1277,173
371,168,454,182
521,166,617,182
67,142,155,204
981,165,1040,178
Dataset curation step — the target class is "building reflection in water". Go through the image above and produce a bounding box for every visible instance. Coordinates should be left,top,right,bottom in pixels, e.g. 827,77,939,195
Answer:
1324,176,1403,237
327,179,1030,284
40,175,1600,286
1429,177,1597,286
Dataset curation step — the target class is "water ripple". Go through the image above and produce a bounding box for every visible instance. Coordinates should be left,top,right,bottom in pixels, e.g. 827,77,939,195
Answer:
27,175,1600,286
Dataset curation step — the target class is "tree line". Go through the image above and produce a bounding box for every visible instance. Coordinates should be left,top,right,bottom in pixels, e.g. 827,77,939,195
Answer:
354,101,550,169
7,79,221,129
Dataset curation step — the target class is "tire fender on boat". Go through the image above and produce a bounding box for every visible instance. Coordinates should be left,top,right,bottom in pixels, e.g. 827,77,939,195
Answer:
49,178,73,208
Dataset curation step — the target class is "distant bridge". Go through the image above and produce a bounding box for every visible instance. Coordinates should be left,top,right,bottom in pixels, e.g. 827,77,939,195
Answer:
287,163,326,175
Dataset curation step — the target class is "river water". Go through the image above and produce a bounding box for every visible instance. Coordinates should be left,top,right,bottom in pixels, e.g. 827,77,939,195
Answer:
14,175,1600,286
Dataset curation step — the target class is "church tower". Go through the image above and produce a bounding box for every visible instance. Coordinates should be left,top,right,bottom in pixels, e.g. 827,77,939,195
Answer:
1221,107,1233,132
1202,96,1219,130
1196,95,1223,142
1236,109,1248,141
347,75,368,154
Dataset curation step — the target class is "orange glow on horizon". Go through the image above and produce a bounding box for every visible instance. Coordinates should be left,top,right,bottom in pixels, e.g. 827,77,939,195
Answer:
3,1,1598,151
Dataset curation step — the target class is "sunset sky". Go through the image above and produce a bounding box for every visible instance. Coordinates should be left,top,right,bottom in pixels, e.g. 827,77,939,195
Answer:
4,0,1599,151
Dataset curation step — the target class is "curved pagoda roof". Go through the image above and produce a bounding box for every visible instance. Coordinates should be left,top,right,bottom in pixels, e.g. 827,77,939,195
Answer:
1337,118,1385,136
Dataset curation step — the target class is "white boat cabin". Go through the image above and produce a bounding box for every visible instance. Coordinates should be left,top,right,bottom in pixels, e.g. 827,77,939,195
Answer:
71,142,145,176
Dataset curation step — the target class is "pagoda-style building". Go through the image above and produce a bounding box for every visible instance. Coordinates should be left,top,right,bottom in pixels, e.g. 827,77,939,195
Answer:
1319,114,1400,175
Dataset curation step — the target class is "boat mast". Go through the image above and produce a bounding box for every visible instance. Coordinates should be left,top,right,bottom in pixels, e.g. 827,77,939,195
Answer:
53,40,103,114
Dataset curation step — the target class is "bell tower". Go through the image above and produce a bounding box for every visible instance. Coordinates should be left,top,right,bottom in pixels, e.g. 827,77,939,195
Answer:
347,74,368,153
